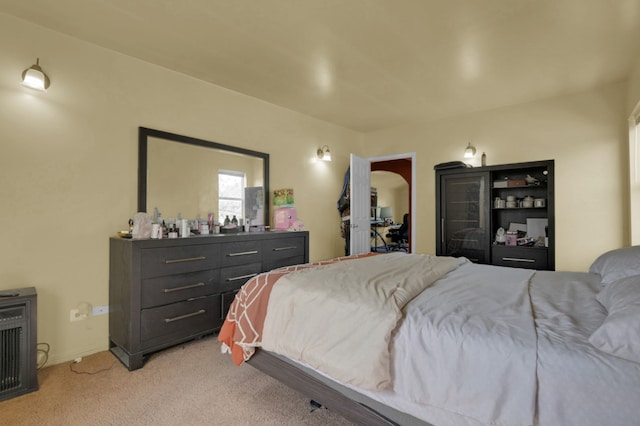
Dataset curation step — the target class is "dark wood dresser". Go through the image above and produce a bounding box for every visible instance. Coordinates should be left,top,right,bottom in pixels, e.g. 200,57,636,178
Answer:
109,231,309,370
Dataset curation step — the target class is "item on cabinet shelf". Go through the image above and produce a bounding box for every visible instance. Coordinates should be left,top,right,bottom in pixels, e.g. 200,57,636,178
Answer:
495,227,506,244
523,196,534,208
534,198,546,208
151,223,159,239
517,236,536,246
505,231,518,246
481,152,487,166
508,223,528,233
434,161,472,170
493,180,508,188
525,174,540,185
526,218,548,240
506,195,516,202
506,201,517,208
507,179,527,187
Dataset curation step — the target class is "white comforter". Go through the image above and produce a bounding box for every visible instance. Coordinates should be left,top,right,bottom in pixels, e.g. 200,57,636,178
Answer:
261,253,467,391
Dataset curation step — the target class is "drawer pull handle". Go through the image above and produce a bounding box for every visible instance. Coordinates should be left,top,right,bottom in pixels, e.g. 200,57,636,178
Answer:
164,256,206,264
227,250,258,257
273,246,297,251
502,257,535,263
227,273,258,282
163,282,206,293
164,309,206,323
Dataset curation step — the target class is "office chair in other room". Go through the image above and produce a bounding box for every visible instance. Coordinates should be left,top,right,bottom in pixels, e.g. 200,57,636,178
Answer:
386,213,409,251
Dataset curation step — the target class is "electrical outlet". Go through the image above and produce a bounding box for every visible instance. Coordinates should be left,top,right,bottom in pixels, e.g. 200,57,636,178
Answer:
92,305,109,316
69,309,87,322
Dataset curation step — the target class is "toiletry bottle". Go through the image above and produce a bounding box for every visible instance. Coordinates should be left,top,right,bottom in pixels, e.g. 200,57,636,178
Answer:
224,215,230,226
232,215,238,226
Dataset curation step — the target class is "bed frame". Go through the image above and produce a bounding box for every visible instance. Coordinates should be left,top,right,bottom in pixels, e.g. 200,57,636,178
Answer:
247,349,431,426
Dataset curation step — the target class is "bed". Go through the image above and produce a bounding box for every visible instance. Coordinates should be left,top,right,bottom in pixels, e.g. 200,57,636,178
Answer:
218,248,640,426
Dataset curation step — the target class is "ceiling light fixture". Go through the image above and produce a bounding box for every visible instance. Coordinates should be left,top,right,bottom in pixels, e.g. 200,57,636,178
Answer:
21,58,50,91
464,142,476,159
317,145,332,161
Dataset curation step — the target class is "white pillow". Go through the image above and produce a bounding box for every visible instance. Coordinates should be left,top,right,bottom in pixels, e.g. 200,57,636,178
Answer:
589,246,640,285
589,275,640,363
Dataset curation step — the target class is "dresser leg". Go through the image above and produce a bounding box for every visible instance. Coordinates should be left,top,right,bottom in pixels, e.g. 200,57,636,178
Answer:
110,345,144,371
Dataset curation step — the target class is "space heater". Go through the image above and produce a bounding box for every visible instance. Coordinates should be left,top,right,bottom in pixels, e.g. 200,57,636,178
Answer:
0,287,38,402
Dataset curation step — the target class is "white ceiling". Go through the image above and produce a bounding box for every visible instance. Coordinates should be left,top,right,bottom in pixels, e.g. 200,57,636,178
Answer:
2,0,640,132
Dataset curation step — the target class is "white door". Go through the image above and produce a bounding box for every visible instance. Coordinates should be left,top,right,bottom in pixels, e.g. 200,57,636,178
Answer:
349,154,371,255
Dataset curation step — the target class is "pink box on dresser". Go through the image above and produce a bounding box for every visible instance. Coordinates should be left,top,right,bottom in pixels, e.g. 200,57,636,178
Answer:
274,207,297,230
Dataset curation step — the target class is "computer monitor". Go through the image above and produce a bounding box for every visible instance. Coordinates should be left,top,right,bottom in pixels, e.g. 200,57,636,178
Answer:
379,206,393,221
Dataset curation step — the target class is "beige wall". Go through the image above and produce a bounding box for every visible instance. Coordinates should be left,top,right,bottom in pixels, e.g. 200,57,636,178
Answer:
0,14,362,365
365,82,631,272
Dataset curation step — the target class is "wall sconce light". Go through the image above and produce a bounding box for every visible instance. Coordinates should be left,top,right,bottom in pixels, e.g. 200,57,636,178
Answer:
21,58,50,91
463,142,476,158
317,145,332,161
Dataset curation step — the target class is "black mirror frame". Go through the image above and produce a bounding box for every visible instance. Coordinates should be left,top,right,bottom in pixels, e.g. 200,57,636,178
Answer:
138,126,270,226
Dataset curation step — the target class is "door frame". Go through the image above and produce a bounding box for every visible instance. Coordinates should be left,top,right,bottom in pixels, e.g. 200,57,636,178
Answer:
351,152,416,254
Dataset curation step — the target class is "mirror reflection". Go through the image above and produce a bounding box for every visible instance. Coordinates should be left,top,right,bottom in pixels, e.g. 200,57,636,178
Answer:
138,127,269,227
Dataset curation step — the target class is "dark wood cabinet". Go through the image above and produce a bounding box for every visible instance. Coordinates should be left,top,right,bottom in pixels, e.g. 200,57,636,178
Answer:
436,160,554,270
435,171,491,263
109,231,309,370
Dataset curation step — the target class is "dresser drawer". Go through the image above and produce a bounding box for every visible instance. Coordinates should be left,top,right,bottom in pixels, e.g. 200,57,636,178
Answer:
263,236,306,270
140,295,221,348
220,262,261,293
140,269,220,309
492,246,548,270
140,244,220,278
220,241,262,267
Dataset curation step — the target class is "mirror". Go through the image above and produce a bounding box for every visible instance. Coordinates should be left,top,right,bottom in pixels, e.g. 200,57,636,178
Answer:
138,127,269,226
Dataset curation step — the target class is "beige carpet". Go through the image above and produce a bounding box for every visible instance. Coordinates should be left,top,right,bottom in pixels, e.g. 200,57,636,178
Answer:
1,335,355,425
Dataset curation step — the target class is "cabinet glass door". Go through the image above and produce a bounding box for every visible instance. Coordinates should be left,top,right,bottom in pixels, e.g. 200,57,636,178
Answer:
439,173,489,263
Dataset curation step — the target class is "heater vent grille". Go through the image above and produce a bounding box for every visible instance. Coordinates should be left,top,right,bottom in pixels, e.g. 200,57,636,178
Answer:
0,288,38,402
0,313,24,393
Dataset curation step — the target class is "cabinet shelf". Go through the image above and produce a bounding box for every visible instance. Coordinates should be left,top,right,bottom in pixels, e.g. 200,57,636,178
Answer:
493,207,546,211
492,184,546,190
492,244,547,250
